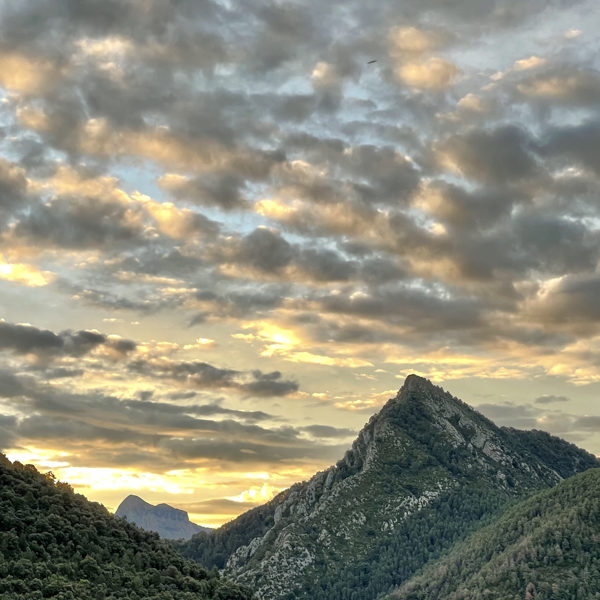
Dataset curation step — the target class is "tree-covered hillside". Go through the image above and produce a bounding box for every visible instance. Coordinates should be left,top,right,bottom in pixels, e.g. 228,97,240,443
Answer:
387,467,600,600
177,375,599,600
0,454,252,600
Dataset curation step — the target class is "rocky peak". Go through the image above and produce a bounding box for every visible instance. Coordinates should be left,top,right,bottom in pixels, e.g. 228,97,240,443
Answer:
115,494,209,540
117,494,152,512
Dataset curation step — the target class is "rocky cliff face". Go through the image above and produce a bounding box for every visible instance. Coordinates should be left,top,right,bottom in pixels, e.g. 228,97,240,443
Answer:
179,374,598,600
115,495,209,540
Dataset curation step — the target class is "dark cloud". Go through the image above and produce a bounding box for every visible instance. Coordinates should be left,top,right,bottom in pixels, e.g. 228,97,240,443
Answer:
175,498,259,515
0,158,29,220
190,285,287,321
476,402,542,430
128,358,298,397
161,437,348,464
244,370,299,397
533,273,600,330
14,195,145,250
317,283,483,332
297,248,357,282
239,228,294,273
160,173,249,210
542,120,600,175
0,320,136,360
535,395,569,405
0,414,17,448
436,125,540,185
301,425,356,438
0,370,28,398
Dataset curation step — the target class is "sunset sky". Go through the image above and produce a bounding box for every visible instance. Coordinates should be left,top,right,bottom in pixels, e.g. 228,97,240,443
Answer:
1,0,600,527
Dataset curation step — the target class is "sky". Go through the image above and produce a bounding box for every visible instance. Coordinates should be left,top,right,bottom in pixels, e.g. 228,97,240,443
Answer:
0,0,600,527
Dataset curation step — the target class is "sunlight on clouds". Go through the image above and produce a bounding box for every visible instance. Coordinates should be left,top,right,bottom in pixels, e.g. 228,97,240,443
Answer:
286,351,373,368
183,338,216,350
56,467,194,495
256,198,297,221
457,93,484,112
513,56,546,71
239,320,373,367
6,448,70,469
240,321,302,356
47,165,125,200
388,26,440,54
334,389,397,412
75,36,133,59
517,75,588,99
0,258,55,287
396,57,459,90
227,482,278,503
134,192,206,239
16,105,51,131
311,61,340,88
0,52,61,94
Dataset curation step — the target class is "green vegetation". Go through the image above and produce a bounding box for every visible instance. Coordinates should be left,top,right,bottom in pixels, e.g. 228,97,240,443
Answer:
502,427,600,478
0,454,252,600
175,491,284,569
177,377,599,600
388,468,600,600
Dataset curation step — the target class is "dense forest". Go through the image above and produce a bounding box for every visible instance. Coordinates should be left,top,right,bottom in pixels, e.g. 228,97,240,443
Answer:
387,467,600,600
0,453,252,600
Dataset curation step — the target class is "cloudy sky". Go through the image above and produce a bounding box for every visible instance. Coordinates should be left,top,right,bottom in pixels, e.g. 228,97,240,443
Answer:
1,0,600,526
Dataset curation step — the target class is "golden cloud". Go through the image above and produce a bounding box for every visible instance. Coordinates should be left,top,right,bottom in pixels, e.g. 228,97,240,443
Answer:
396,57,459,89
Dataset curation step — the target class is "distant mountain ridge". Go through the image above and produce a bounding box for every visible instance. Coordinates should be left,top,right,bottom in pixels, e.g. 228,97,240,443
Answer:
177,374,599,600
115,494,209,540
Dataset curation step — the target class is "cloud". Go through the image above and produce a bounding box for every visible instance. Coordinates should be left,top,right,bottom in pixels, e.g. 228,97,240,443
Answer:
301,424,356,439
436,125,539,184
158,172,250,211
0,320,136,360
396,57,459,89
237,228,294,273
389,26,445,55
128,357,298,397
2,0,600,511
517,70,600,106
0,371,347,469
535,394,569,404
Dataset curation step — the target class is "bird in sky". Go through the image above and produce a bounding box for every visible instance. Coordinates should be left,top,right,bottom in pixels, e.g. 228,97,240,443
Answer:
367,60,377,64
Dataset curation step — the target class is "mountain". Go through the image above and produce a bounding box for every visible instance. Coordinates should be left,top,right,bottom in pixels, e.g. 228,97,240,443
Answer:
0,454,252,600
177,374,599,600
386,467,600,600
115,494,209,540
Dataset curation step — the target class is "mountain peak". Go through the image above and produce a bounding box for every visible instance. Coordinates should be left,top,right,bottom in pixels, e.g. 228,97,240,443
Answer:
402,373,430,389
399,373,450,398
117,494,152,510
179,377,599,600
115,495,209,540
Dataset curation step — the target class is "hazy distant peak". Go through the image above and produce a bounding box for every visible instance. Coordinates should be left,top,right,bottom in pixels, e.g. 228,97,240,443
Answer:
115,494,209,540
118,494,152,509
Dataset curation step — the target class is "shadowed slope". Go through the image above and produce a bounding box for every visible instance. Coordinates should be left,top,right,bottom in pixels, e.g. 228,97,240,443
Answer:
387,467,600,599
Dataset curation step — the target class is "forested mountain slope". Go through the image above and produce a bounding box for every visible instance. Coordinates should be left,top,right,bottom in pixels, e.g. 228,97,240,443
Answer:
387,467,600,600
0,454,252,600
178,375,598,600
